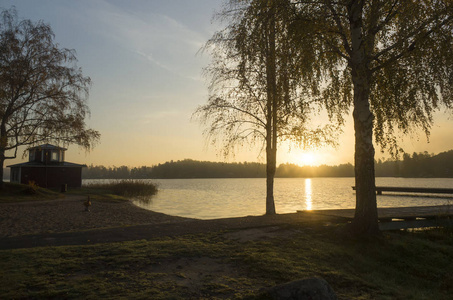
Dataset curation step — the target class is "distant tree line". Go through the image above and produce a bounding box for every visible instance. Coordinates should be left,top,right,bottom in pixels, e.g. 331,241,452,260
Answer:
3,150,452,180
82,161,266,179
79,150,453,179
376,150,453,178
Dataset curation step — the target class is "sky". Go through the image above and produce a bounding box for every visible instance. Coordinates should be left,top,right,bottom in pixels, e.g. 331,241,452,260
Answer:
1,0,452,168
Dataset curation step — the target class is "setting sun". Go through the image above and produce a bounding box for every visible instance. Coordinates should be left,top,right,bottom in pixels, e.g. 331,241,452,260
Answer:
284,149,322,166
299,152,317,166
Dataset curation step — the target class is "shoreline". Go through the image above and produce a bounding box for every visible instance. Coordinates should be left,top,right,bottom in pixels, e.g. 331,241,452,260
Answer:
0,195,347,250
0,194,347,250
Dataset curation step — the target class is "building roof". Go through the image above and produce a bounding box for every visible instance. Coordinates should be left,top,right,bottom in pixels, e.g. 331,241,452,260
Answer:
28,144,67,151
7,161,86,168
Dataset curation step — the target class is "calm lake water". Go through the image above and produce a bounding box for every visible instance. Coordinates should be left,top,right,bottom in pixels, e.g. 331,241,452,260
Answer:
84,177,453,220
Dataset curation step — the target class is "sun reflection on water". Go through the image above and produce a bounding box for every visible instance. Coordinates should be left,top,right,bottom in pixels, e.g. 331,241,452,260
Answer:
305,178,312,210
123,177,453,219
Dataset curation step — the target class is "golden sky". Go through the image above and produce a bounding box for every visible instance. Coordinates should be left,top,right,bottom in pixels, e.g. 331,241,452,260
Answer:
3,0,452,168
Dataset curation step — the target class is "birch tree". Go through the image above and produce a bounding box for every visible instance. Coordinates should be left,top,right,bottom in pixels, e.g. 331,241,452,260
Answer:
195,0,336,214
0,8,100,183
292,0,452,235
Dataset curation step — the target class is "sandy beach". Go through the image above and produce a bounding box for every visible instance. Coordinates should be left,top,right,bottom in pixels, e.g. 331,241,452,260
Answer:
0,193,347,251
0,195,192,238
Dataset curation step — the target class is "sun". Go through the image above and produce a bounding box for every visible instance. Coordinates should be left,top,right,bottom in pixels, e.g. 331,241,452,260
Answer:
299,152,318,166
284,150,320,166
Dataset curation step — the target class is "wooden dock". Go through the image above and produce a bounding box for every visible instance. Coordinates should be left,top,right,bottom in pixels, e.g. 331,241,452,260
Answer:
352,186,453,195
302,205,453,230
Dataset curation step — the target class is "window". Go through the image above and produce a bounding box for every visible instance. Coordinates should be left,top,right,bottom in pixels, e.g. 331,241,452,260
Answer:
51,151,58,161
29,150,35,162
11,169,18,182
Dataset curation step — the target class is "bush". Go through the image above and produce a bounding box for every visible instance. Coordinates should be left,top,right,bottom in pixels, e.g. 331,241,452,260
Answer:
84,180,158,198
23,181,39,195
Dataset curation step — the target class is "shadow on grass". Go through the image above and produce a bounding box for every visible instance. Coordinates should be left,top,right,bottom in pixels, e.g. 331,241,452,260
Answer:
1,225,452,299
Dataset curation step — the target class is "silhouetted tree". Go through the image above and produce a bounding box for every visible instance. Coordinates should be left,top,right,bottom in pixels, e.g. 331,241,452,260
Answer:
292,0,452,236
195,0,336,214
0,8,100,183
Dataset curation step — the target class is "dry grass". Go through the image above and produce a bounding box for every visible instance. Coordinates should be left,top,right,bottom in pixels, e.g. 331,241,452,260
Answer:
0,182,62,203
83,179,158,198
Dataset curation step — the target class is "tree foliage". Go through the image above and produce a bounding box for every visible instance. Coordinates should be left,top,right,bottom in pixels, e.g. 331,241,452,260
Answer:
291,0,453,235
0,8,100,179
293,0,452,152
197,0,336,154
194,0,337,214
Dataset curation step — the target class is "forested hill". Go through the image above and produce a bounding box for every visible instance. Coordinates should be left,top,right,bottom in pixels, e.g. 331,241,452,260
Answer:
376,150,453,178
83,160,266,179
79,150,453,179
3,150,453,180
81,159,354,179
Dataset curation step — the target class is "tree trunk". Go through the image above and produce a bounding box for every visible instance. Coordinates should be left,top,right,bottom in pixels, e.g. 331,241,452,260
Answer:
0,160,3,181
348,0,380,236
266,146,277,215
265,2,277,215
1,117,8,188
351,84,379,235
0,135,6,188
0,152,5,189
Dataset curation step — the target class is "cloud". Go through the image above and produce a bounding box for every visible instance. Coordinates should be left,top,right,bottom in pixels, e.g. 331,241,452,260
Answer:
83,0,208,80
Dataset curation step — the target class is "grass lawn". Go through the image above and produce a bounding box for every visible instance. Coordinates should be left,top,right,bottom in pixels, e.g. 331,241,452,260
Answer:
1,225,452,299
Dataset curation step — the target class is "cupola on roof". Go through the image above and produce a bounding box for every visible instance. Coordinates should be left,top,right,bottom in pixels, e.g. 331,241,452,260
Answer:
28,144,67,151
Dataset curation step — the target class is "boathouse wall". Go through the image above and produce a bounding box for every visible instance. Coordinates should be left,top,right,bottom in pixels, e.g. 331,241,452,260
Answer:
14,166,83,188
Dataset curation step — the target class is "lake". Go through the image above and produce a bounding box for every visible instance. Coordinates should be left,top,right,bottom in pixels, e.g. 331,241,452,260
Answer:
94,177,453,220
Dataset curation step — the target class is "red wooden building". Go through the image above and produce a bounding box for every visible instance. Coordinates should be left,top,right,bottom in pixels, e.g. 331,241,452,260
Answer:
8,144,86,189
